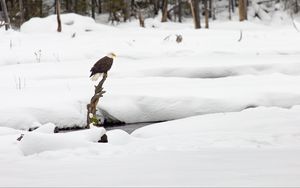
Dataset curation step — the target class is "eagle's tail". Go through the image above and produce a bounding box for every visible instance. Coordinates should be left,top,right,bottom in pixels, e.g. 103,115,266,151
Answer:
90,73,102,81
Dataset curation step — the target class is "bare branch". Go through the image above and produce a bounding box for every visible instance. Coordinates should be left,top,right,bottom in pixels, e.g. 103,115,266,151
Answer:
291,13,300,32
238,30,243,42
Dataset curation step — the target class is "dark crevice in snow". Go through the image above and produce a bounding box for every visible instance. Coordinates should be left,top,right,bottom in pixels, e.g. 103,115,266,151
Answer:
98,108,126,126
55,121,163,134
241,104,294,112
243,104,259,109
54,126,87,133
105,121,163,134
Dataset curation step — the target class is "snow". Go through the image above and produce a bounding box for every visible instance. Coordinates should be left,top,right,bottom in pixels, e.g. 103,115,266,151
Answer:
132,106,300,148
1,107,300,186
106,129,131,145
0,12,300,186
19,127,106,155
1,14,300,128
32,122,56,133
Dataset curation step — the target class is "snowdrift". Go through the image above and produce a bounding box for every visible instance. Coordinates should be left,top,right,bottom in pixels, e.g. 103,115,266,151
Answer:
19,126,106,155
21,13,114,34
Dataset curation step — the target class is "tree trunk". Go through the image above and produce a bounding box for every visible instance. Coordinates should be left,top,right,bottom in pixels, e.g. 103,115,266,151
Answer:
138,9,145,27
19,0,24,26
123,0,130,22
296,0,299,13
178,0,182,22
74,0,78,13
209,0,212,18
190,0,201,29
87,73,107,127
0,0,10,30
98,0,102,13
91,0,96,19
56,0,62,32
54,0,57,14
238,0,247,21
153,0,159,15
86,73,109,142
245,0,248,19
204,0,209,28
161,0,168,22
23,0,29,20
39,0,43,17
229,0,232,20
231,0,235,13
65,0,70,12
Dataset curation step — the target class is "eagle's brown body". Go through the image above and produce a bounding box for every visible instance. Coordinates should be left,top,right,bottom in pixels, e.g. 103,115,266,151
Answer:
90,56,114,80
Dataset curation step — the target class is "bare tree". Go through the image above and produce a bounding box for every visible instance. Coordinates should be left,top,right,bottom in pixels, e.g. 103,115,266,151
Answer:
229,0,232,20
0,0,10,30
39,0,43,17
86,73,108,142
91,0,96,19
190,0,201,29
161,0,168,22
209,0,212,18
123,0,131,22
204,0,209,28
74,0,78,13
239,0,247,21
138,10,145,27
178,0,182,22
19,0,24,25
87,73,107,128
65,0,71,12
56,0,62,32
231,0,235,13
98,0,102,13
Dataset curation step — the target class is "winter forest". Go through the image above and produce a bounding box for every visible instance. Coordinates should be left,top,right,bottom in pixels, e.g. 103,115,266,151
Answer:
1,0,300,187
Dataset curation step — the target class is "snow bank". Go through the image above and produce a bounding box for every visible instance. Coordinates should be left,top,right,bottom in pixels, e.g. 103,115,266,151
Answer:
132,106,300,148
21,13,113,34
106,129,131,145
19,127,106,155
32,122,57,133
102,74,300,123
0,127,21,136
1,67,300,129
15,105,300,156
1,106,300,186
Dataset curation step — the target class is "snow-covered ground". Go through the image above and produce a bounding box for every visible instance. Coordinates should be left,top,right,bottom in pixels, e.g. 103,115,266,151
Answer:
0,13,300,186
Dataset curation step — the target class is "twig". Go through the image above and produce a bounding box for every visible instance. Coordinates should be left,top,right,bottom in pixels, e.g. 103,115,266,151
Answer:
291,13,300,32
163,35,171,41
238,30,243,42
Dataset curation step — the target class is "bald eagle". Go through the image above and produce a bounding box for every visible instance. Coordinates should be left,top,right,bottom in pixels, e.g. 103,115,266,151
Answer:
90,53,116,81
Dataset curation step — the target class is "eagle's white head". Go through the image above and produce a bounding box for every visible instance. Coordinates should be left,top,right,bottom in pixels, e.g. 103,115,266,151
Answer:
107,52,117,59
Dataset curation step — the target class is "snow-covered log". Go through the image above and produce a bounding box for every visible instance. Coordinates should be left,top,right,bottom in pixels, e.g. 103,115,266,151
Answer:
18,127,106,155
